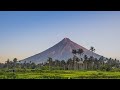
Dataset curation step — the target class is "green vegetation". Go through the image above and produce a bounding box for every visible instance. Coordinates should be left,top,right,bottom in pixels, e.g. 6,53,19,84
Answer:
0,47,120,79
1,69,120,79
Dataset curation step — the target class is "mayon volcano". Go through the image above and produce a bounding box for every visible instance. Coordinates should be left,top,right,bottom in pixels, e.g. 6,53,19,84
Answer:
20,38,101,64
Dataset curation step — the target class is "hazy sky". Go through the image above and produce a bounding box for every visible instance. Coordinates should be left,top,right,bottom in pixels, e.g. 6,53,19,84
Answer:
0,11,120,63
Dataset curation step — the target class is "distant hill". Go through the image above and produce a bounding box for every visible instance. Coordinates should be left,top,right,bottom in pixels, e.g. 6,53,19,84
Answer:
20,38,101,64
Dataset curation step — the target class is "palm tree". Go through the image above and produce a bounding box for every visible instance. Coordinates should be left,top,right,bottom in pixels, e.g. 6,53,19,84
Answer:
6,59,10,64
90,46,95,69
90,46,95,58
24,61,26,69
94,58,98,70
77,49,84,69
75,57,80,70
90,46,95,52
67,58,73,70
61,60,66,70
108,58,112,66
30,61,32,64
13,58,17,67
72,49,77,56
54,60,61,69
77,49,84,60
88,56,94,70
99,56,104,65
83,55,88,70
72,49,77,70
13,58,17,63
6,59,10,69
73,55,77,70
47,57,53,70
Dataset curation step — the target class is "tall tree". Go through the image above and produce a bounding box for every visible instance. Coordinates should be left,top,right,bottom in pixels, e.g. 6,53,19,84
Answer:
67,58,73,70
47,57,53,70
72,49,77,70
6,59,10,64
83,55,88,70
90,46,95,58
72,49,77,56
90,46,95,69
6,59,10,69
88,56,93,70
77,48,84,60
13,58,17,63
61,60,66,70
73,55,77,70
90,46,95,52
13,58,17,66
54,60,61,70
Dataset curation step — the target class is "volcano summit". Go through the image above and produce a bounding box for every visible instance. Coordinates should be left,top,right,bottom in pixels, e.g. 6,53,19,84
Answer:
20,38,101,64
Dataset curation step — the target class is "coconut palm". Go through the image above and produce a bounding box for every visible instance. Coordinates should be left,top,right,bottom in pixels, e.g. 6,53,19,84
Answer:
75,57,80,70
88,56,94,70
72,49,77,70
77,48,84,60
90,46,95,58
61,60,66,70
72,49,77,56
73,55,77,70
13,58,17,68
67,58,73,70
90,46,95,52
47,57,53,70
83,55,88,70
6,59,10,69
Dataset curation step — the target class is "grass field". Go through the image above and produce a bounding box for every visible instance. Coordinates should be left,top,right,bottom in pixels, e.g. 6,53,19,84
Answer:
1,69,120,79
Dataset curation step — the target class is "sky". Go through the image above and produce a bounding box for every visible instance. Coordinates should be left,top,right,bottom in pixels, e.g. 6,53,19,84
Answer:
0,11,120,63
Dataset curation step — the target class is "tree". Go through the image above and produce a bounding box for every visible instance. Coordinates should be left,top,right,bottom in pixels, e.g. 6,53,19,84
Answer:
23,61,27,69
13,58,17,68
54,60,61,70
93,58,98,70
72,49,77,70
90,46,95,58
73,55,79,70
31,62,36,69
75,57,81,70
61,60,66,70
6,59,10,69
87,56,95,70
99,56,104,66
67,58,73,70
89,46,96,69
83,55,88,70
6,59,10,64
77,49,84,60
13,58,17,63
90,46,95,52
30,61,32,64
72,49,77,56
84,55,88,60
47,57,53,70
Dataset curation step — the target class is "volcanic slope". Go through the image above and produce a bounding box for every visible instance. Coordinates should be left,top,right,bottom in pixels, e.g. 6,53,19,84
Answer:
20,38,101,64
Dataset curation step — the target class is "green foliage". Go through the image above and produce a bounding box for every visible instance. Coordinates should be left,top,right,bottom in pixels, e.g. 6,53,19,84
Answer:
1,69,120,79
0,54,120,79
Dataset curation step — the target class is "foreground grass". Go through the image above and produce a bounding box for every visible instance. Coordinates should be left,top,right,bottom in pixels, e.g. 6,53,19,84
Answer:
1,69,120,79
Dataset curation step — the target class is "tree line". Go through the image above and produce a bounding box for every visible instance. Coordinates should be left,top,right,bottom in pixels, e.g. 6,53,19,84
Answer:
0,47,120,71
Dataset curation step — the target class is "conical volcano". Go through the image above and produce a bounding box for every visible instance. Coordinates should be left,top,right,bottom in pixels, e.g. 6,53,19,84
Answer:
20,38,101,64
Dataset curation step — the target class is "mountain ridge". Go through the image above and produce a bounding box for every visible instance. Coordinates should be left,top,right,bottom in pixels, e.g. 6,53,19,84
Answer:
20,38,101,64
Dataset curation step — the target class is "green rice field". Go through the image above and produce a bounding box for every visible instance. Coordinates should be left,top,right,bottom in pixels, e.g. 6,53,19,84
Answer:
1,69,120,79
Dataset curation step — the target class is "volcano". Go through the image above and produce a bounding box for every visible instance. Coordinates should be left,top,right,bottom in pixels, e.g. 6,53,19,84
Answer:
20,38,101,64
